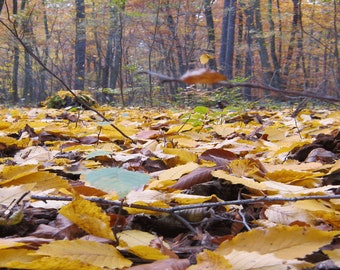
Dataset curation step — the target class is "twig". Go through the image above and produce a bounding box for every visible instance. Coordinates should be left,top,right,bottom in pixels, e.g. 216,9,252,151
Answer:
31,194,340,234
141,70,340,103
31,194,340,214
238,209,251,231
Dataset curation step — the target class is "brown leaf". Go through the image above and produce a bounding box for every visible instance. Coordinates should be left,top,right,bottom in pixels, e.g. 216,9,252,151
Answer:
127,258,190,270
169,166,214,190
199,148,237,166
180,68,226,84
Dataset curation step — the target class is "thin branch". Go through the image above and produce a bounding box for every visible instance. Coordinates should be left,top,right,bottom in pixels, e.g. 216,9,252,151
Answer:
31,194,340,214
141,70,340,103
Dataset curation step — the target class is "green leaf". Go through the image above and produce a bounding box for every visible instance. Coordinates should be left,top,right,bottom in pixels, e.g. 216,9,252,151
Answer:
83,168,150,197
86,150,111,160
193,106,209,114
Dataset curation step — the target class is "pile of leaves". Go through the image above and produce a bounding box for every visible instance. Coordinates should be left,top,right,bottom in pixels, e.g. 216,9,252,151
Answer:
44,90,97,109
1,104,340,269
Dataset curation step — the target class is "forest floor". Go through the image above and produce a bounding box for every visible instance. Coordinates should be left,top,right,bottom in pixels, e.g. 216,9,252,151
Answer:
0,104,340,269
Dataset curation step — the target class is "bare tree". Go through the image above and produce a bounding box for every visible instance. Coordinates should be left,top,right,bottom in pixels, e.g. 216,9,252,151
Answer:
74,0,86,90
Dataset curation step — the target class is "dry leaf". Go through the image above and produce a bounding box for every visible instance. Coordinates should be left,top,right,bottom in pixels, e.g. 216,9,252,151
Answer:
59,195,116,240
180,68,226,84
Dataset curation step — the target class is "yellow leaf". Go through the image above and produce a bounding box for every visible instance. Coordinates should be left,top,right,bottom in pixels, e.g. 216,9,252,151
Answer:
158,162,199,181
166,124,193,134
263,126,287,141
224,250,312,270
34,239,131,269
118,230,170,260
211,124,237,138
266,169,322,188
264,204,313,225
229,159,266,181
323,249,340,266
212,170,275,192
199,54,214,65
295,200,340,227
118,230,159,247
170,193,215,204
1,164,38,179
0,136,29,148
163,148,197,164
187,249,232,270
129,245,169,260
216,225,339,260
0,248,35,268
1,171,69,191
8,254,101,270
0,239,26,250
59,195,116,240
328,159,340,174
169,135,199,148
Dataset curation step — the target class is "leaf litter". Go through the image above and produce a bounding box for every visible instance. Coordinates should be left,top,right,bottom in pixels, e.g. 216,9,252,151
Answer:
0,105,340,269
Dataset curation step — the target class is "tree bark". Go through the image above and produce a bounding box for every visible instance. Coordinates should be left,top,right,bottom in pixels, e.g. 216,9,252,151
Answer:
74,0,86,90
219,0,236,79
244,4,254,100
267,0,281,86
203,0,217,70
283,0,299,79
11,0,19,104
21,0,34,104
333,0,340,92
0,0,4,14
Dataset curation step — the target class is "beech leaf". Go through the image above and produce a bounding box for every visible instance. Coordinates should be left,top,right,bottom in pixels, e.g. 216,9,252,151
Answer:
84,167,150,197
169,166,215,190
180,68,227,84
59,195,116,240
35,239,131,269
216,225,340,260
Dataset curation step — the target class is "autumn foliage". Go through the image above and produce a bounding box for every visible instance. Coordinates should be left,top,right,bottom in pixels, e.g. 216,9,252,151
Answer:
0,102,340,269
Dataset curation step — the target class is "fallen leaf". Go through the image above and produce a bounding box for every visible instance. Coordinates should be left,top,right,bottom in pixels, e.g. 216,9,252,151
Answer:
216,225,339,260
187,249,232,270
180,68,226,84
59,195,116,240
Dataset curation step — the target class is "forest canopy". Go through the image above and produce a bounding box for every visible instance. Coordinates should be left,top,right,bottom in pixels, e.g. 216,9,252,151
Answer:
0,0,339,106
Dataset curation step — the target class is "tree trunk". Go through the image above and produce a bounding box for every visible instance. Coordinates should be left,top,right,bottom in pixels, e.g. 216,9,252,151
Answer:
166,13,185,76
219,0,236,79
74,0,86,90
283,0,299,79
203,0,217,70
244,4,254,100
11,0,19,104
110,4,125,91
235,9,243,75
254,0,272,90
21,0,34,104
267,0,282,88
0,0,4,14
102,5,115,89
333,0,340,92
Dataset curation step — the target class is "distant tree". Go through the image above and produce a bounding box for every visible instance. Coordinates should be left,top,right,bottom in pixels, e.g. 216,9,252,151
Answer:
243,2,254,100
0,0,4,14
11,0,20,104
74,0,86,90
203,0,217,70
219,0,236,79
